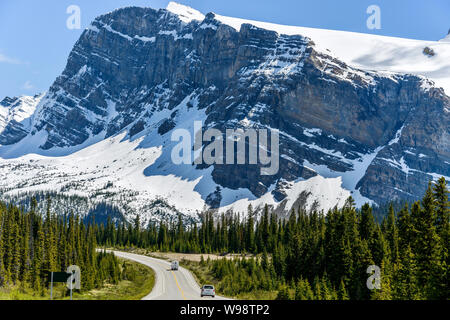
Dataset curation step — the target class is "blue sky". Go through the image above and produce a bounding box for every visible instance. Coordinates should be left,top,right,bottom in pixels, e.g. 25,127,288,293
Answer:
0,0,449,98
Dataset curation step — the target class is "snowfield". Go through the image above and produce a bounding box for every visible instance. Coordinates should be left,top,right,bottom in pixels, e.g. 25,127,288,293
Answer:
0,92,357,223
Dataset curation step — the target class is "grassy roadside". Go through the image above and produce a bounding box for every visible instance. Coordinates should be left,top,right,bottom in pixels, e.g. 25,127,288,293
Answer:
74,259,155,300
0,258,155,300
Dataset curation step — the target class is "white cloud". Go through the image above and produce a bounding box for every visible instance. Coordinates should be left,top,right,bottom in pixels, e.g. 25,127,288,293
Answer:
0,52,23,64
23,81,34,90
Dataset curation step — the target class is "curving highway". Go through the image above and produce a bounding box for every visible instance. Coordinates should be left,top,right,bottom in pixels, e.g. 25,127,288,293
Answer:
109,250,230,300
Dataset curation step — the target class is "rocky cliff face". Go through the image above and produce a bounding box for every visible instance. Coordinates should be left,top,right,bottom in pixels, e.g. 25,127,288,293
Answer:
0,94,44,145
358,88,450,204
0,4,448,218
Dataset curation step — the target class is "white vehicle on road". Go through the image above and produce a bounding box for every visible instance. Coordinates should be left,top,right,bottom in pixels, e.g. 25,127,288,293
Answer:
201,285,215,298
171,260,179,271
107,251,230,300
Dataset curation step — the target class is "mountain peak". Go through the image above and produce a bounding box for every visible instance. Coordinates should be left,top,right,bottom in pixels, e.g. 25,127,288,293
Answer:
0,93,44,145
166,2,205,23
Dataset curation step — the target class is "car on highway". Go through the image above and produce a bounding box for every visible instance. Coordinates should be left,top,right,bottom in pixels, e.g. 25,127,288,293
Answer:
171,260,179,271
201,285,215,298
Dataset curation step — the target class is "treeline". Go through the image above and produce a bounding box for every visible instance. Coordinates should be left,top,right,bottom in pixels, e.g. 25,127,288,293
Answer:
205,256,348,299
0,197,121,296
98,178,449,300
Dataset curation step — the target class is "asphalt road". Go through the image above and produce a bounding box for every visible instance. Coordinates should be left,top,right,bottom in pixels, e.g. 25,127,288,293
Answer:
110,250,230,300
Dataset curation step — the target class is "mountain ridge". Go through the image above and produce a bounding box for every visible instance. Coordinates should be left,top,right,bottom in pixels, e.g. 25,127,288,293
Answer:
0,3,448,223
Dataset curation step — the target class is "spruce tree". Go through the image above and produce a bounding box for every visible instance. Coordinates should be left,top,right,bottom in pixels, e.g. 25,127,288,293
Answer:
385,204,399,262
411,184,443,298
433,177,449,235
338,279,349,300
393,244,419,299
360,203,376,241
11,219,22,284
245,211,255,253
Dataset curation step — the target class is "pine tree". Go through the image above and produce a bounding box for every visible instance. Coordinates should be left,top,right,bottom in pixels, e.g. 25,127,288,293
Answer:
360,203,376,241
11,218,22,284
134,214,141,246
338,279,349,300
385,204,399,262
43,196,57,274
371,258,393,300
351,238,373,300
31,218,44,293
261,205,270,250
261,250,269,271
245,209,255,253
433,177,449,235
411,184,443,299
432,177,449,299
313,276,322,300
276,285,292,300
393,244,419,299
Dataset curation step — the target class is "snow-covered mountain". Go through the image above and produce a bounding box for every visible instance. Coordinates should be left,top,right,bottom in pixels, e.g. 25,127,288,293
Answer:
0,93,44,145
0,2,448,224
170,2,450,95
